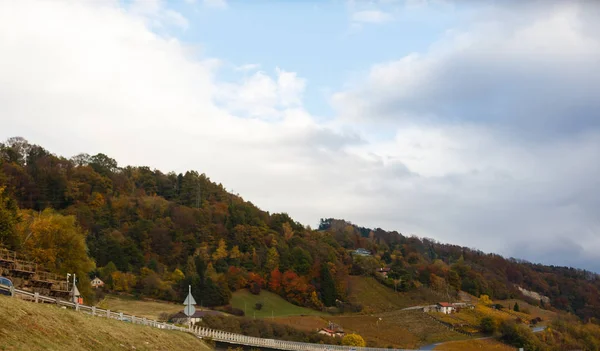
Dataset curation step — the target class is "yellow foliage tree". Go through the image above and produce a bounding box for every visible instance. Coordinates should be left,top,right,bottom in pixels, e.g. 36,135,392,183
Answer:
170,268,185,282
212,239,228,261
17,208,95,297
229,245,242,260
342,334,366,347
112,271,137,293
479,294,493,306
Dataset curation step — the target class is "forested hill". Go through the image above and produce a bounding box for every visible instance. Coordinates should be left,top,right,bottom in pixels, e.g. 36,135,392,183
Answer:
0,137,599,322
319,218,600,320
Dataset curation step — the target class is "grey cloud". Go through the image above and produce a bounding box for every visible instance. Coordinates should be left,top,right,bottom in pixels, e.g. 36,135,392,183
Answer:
334,1,600,138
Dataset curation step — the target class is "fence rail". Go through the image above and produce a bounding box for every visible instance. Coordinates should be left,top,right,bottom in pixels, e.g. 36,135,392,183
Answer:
0,285,417,351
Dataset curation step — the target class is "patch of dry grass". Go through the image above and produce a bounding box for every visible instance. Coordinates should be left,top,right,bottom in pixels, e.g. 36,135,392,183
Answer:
96,295,185,320
331,310,469,349
271,316,328,332
0,295,211,351
346,276,440,314
434,338,516,351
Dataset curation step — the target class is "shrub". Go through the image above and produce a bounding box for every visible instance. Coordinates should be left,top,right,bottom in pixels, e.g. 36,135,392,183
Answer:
342,333,366,347
250,281,261,295
479,316,497,334
255,302,263,310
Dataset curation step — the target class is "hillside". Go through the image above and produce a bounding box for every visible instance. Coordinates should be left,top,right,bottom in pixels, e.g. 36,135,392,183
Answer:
0,296,211,351
1,137,600,350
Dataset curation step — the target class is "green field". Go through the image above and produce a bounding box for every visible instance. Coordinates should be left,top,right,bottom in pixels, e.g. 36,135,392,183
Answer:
0,295,211,351
231,289,325,318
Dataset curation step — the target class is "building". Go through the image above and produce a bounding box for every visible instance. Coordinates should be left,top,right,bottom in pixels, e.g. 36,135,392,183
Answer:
170,310,221,325
376,267,391,277
317,328,345,338
90,277,104,289
353,248,371,256
437,302,455,314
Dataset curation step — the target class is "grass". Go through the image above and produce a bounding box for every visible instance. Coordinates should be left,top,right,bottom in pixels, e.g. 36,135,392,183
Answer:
330,310,469,349
271,316,328,332
434,338,516,351
346,276,441,314
96,294,186,321
230,289,325,318
0,295,211,351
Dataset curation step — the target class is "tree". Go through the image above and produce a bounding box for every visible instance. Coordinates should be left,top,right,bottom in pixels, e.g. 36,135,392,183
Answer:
342,334,366,347
265,247,280,273
212,239,228,261
480,316,497,334
514,302,520,312
320,264,336,307
17,209,95,295
480,294,493,306
269,268,282,293
0,186,19,249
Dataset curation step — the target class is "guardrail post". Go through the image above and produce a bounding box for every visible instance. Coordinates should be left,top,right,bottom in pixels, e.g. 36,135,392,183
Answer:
75,301,80,311
34,292,39,303
119,312,124,321
106,309,110,318
10,286,15,297
91,306,96,316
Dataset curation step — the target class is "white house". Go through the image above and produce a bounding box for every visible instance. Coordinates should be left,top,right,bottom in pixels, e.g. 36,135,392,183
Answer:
90,277,104,289
437,302,455,314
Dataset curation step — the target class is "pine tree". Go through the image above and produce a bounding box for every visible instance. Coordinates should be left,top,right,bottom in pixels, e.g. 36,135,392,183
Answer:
513,302,520,312
321,264,336,307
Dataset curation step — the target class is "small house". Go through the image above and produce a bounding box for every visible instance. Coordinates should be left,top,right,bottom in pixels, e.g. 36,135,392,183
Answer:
171,310,221,325
353,248,371,256
317,328,345,338
437,302,455,314
91,277,104,289
376,267,391,277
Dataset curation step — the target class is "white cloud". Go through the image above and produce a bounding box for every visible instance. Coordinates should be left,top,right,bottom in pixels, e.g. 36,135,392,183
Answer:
203,0,227,9
216,68,306,119
234,63,261,72
2,0,600,272
351,10,393,23
130,0,189,29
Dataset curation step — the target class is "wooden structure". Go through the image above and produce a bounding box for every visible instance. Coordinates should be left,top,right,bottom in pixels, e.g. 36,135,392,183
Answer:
0,248,70,298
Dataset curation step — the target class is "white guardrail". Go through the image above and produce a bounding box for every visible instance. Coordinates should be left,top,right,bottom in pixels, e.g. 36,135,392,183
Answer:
1,285,417,351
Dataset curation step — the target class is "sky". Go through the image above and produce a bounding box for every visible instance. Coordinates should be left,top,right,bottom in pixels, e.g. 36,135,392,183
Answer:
1,0,600,271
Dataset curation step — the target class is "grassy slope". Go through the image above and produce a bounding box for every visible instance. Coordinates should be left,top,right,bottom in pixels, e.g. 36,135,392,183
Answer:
231,289,325,318
434,338,516,351
331,310,469,349
346,276,440,314
0,296,211,351
97,295,185,320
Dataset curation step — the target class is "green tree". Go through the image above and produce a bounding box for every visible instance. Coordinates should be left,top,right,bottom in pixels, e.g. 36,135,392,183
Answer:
265,247,279,273
320,264,336,307
0,186,19,249
480,316,497,334
514,302,520,312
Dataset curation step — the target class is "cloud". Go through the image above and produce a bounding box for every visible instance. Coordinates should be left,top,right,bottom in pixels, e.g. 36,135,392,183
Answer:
2,0,600,273
130,0,189,29
351,10,393,24
203,0,227,9
216,68,306,119
334,2,600,139
235,63,261,72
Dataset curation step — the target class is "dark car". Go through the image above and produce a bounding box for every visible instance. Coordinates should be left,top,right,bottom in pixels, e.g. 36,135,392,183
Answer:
0,276,13,296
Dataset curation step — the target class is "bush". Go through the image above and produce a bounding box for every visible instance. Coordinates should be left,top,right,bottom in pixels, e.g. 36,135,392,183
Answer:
342,333,366,347
158,312,170,322
255,302,263,310
479,316,497,334
250,282,261,295
216,305,245,316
